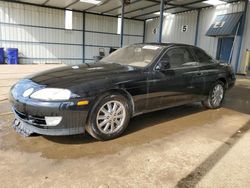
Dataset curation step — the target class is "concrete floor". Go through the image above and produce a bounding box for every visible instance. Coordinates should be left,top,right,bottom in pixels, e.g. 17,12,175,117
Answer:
0,65,250,188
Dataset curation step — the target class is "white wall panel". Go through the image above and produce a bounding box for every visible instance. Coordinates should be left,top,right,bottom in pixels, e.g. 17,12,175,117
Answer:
0,42,82,58
85,13,117,61
145,11,197,45
85,13,144,61
124,19,144,36
145,19,159,43
162,11,197,45
0,1,83,64
0,24,82,44
85,14,117,33
123,19,144,46
85,32,119,47
85,47,112,61
123,36,143,46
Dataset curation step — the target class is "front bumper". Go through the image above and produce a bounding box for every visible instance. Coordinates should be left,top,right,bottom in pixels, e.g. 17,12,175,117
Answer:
10,94,91,136
13,115,85,136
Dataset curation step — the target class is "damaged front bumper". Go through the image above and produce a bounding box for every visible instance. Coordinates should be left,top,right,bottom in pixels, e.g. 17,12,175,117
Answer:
12,115,85,137
10,94,90,137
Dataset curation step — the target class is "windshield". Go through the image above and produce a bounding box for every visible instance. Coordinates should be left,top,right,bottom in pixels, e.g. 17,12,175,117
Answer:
100,44,163,67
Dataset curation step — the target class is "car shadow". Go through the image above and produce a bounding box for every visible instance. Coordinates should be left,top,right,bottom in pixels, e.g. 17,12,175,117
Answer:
124,103,204,136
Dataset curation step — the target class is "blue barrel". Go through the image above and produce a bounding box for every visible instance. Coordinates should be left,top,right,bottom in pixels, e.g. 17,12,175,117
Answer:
7,48,18,64
0,48,4,64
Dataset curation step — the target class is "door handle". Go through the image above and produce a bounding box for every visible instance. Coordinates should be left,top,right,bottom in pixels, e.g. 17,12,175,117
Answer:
196,72,203,76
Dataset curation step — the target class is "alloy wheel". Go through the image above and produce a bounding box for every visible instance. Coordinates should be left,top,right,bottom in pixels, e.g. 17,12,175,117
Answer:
211,84,224,107
96,100,126,134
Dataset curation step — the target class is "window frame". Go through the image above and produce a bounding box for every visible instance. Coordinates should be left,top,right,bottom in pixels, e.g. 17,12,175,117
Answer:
190,46,217,65
153,46,199,71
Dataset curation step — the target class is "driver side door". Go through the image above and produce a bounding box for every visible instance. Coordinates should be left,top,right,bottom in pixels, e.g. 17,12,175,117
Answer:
146,47,203,111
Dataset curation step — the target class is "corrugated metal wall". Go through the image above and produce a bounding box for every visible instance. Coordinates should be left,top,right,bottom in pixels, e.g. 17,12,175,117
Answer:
145,1,247,72
85,13,144,63
0,1,144,64
0,1,83,64
162,11,198,45
85,13,119,63
145,11,197,45
145,18,159,43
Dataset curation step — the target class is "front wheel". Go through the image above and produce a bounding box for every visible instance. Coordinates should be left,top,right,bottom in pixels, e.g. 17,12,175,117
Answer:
86,94,131,140
202,81,225,109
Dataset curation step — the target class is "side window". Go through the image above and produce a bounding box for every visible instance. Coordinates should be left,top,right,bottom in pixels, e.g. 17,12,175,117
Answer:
192,47,215,64
161,47,196,68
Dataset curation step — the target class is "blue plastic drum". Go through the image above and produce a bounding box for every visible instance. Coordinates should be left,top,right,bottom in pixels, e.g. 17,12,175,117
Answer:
7,48,18,64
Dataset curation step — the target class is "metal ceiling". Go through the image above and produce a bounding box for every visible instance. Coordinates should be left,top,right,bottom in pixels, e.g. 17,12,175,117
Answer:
4,0,243,20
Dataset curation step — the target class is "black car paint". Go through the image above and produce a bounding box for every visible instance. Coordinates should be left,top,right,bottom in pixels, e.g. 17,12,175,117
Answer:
10,43,236,136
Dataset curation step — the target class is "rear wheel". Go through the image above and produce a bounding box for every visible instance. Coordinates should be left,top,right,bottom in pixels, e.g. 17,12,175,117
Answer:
86,94,131,140
202,81,225,109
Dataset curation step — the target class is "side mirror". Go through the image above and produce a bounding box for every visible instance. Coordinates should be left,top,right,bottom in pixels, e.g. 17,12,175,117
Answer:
156,60,171,70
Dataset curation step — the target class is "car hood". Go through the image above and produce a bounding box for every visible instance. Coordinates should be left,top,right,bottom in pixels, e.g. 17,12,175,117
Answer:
26,63,140,88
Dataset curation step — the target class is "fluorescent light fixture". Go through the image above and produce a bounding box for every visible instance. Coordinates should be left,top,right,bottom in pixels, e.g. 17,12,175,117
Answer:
79,0,102,4
203,0,226,6
154,12,171,16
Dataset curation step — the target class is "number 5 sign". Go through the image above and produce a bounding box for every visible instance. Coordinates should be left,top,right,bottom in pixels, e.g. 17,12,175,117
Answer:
181,25,188,32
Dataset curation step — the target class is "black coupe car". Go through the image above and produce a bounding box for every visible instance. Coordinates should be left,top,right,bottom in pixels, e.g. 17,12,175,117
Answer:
10,43,235,140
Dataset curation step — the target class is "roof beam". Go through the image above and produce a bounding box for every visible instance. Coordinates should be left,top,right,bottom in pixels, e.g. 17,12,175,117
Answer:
117,3,161,16
85,0,113,11
84,4,98,11
171,0,206,7
42,0,50,5
145,0,242,19
114,0,176,16
167,2,193,9
145,0,199,9
132,0,206,19
174,0,244,14
132,6,180,19
64,0,79,9
172,5,212,14
101,0,142,14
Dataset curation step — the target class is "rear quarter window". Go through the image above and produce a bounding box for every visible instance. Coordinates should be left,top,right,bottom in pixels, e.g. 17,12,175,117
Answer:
192,47,216,64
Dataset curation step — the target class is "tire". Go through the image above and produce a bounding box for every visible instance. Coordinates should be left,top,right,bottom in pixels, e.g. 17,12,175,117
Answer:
86,94,131,140
202,81,225,109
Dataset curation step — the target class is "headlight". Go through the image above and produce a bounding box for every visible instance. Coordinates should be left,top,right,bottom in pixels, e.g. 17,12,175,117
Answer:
30,88,71,101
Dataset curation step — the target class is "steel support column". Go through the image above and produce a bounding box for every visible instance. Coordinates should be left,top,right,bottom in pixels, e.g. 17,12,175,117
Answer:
194,9,200,46
82,12,85,63
143,20,146,43
235,0,248,72
120,0,125,47
158,0,164,43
